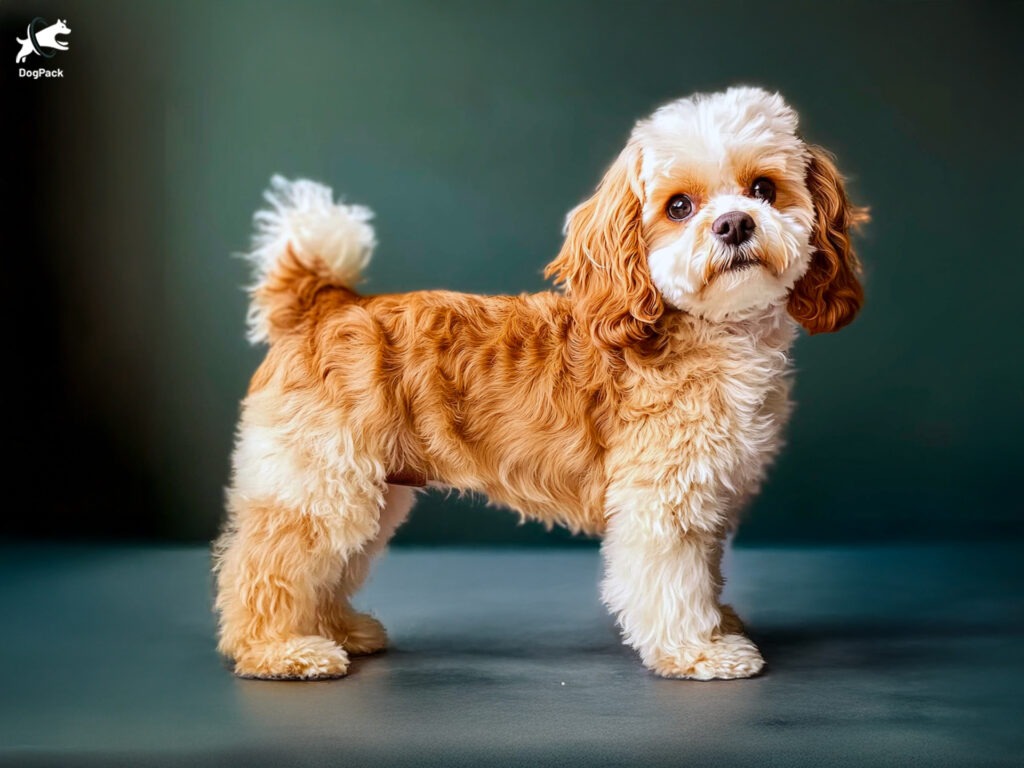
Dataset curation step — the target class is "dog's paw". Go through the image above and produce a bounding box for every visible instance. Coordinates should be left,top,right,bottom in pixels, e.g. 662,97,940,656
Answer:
233,635,350,680
330,610,389,656
649,634,764,680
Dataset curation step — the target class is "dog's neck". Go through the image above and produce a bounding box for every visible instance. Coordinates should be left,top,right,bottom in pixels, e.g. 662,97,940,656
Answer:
672,302,797,355
723,303,797,350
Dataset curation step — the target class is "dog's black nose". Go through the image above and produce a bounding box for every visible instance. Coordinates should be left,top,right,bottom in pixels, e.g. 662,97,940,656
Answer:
712,211,756,246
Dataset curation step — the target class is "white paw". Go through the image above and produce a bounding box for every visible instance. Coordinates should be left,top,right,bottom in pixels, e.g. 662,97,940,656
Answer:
649,634,765,680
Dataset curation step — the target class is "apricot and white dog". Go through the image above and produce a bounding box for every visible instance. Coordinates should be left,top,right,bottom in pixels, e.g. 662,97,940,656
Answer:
214,87,865,681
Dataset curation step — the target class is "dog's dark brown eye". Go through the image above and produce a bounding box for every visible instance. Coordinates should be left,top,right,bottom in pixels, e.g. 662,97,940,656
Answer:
750,177,776,204
666,194,693,221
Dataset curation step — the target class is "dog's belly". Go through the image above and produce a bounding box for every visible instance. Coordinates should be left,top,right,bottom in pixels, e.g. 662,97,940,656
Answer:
387,456,608,537
380,403,609,536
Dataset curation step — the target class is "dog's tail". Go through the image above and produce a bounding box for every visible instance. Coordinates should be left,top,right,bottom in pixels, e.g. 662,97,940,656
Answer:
244,175,375,344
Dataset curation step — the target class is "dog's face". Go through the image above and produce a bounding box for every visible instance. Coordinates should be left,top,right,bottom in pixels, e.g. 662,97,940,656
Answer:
639,88,818,322
547,87,865,347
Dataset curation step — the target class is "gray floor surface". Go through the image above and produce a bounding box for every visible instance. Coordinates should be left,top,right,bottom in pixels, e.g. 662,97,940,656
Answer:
1,543,1021,767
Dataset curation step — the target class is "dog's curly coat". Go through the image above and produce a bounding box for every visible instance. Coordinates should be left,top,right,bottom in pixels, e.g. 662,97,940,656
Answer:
214,87,865,680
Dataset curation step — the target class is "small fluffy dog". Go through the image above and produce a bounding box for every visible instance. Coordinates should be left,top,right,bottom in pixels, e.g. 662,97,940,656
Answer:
215,87,865,680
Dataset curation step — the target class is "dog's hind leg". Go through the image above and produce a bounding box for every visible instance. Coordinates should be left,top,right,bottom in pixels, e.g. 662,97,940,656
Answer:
317,484,417,655
214,393,388,680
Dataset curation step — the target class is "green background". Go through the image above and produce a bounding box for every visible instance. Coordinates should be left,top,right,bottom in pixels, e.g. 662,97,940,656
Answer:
4,0,1021,545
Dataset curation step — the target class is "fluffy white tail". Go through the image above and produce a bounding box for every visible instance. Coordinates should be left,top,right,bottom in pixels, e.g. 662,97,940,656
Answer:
244,175,376,344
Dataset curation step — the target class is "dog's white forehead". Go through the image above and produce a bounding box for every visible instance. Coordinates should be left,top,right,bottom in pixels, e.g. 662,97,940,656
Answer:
633,87,807,194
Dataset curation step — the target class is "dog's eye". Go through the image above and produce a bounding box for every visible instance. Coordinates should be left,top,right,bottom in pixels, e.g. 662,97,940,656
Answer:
666,195,694,221
750,177,776,204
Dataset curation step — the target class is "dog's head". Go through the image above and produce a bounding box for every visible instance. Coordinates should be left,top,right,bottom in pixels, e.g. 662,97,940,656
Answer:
546,87,866,350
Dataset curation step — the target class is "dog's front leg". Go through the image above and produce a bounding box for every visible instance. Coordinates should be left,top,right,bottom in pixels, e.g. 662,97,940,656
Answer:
600,496,763,680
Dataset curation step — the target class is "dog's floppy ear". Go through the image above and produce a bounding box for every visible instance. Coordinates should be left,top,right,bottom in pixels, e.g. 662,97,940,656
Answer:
545,145,662,350
787,145,868,334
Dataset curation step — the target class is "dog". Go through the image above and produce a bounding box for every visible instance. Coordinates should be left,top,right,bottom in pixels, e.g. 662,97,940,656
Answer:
214,86,866,681
15,19,70,64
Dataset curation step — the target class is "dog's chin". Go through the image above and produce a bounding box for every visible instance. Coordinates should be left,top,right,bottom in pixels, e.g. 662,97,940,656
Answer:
673,260,790,322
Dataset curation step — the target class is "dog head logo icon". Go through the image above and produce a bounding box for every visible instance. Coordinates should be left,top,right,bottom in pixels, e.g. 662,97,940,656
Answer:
15,18,71,64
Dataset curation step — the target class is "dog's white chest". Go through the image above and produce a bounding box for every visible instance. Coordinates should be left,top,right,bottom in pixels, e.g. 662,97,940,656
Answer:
705,323,795,499
641,318,796,526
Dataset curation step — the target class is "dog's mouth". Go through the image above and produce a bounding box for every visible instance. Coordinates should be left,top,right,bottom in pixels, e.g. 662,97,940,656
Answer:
703,249,772,286
724,253,761,272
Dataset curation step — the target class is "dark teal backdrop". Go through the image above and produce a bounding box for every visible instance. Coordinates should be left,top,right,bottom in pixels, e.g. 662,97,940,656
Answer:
3,1,1021,544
